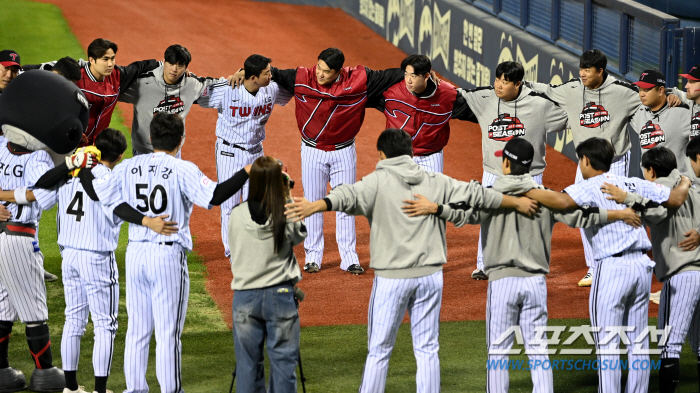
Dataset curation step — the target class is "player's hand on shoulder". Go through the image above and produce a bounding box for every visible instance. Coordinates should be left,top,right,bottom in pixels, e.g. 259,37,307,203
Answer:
228,69,245,87
679,229,700,251
619,207,642,228
601,182,627,203
514,196,538,217
66,152,97,171
430,70,441,86
402,194,438,217
667,94,682,107
0,205,10,221
143,214,179,236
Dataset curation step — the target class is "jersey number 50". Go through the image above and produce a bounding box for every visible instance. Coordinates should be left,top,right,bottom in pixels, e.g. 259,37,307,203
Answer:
135,184,168,214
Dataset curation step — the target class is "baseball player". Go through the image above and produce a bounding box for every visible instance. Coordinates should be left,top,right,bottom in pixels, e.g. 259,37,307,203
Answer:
0,50,21,95
460,61,569,280
92,113,253,393
286,128,538,393
527,49,641,287
76,38,159,146
24,57,82,84
600,145,700,393
253,47,407,274
372,54,476,173
120,44,229,158
0,71,95,393
628,69,693,177
668,64,700,140
404,138,640,393
525,137,690,393
198,54,292,257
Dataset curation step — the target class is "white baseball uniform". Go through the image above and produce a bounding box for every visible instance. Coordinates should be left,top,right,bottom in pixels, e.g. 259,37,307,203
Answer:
0,146,54,323
198,81,292,257
94,152,217,393
564,173,669,393
34,164,121,378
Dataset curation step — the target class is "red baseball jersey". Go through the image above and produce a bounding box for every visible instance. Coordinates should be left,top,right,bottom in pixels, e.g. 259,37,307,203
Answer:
383,81,457,156
294,66,368,151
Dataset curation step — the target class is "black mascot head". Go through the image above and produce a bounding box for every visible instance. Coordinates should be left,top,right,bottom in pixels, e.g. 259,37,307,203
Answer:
0,70,88,162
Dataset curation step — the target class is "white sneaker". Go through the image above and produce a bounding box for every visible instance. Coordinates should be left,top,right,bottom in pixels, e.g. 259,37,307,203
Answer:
578,271,592,287
93,390,113,393
63,387,86,393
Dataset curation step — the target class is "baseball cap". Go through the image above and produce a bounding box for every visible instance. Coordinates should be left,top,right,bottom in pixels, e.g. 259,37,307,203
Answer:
632,69,666,89
680,64,700,81
0,50,21,70
501,138,534,167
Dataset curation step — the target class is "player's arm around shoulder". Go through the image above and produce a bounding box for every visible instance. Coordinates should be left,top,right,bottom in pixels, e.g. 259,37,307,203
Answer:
525,187,578,210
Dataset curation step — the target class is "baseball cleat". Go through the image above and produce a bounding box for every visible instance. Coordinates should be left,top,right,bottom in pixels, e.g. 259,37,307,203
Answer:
578,271,593,287
63,386,86,393
28,367,65,392
44,270,58,282
303,262,320,273
0,367,27,392
347,264,365,275
649,291,661,305
471,269,488,280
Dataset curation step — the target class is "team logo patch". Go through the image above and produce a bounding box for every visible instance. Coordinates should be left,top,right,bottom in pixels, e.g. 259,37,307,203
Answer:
488,113,525,141
153,95,185,114
639,120,665,149
220,151,235,157
9,53,18,61
691,111,700,139
579,102,610,128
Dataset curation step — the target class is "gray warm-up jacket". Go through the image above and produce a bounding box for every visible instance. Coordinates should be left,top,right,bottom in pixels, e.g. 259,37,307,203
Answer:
228,201,307,290
669,87,700,139
624,169,700,281
628,102,693,177
460,85,568,176
324,155,504,279
439,175,610,281
528,74,639,158
120,62,224,154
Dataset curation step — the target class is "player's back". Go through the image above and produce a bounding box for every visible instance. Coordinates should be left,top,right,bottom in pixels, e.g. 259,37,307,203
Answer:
56,165,122,252
0,143,53,224
98,152,215,250
564,173,669,259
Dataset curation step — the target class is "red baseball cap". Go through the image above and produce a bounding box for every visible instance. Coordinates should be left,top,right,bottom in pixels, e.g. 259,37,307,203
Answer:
0,50,21,70
681,65,700,81
632,69,666,89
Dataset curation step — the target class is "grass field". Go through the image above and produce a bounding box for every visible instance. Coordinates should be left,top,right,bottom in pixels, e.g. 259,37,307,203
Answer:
2,0,700,391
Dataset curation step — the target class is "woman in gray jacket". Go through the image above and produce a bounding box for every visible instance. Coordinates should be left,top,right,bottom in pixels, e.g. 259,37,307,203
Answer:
228,156,306,393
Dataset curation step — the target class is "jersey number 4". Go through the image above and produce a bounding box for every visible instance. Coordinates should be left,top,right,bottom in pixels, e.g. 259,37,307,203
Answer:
135,184,168,214
66,191,85,221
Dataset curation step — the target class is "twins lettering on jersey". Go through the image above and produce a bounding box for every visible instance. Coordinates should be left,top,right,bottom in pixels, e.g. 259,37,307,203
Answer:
691,112,700,138
579,102,610,128
488,113,526,141
230,103,273,118
639,121,665,149
153,95,185,114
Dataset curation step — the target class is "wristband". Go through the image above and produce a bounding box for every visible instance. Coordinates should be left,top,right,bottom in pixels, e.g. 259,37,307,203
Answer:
14,187,29,205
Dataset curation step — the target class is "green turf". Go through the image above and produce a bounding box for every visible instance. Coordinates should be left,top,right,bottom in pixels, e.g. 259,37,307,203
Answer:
2,0,700,392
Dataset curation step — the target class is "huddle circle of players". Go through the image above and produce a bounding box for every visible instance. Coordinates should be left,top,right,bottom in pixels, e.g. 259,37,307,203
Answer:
0,37,699,393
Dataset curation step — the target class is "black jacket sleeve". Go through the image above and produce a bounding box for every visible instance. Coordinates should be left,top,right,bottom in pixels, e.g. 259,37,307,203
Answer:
117,59,159,92
210,169,250,206
366,67,404,101
451,94,478,122
34,163,70,189
78,168,99,201
270,67,297,94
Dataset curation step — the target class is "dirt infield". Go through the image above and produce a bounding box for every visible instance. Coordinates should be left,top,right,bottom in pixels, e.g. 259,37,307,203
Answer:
47,0,661,327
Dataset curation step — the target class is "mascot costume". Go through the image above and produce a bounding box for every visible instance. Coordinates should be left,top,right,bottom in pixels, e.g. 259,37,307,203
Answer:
0,70,96,392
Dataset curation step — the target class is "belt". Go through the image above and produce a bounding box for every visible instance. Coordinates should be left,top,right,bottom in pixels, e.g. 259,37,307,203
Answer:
221,139,262,154
301,137,354,151
0,222,37,238
157,241,174,246
611,250,643,258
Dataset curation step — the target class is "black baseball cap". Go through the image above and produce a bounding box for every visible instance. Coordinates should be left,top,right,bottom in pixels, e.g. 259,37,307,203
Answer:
502,138,534,167
681,64,700,81
0,50,21,70
632,69,666,89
